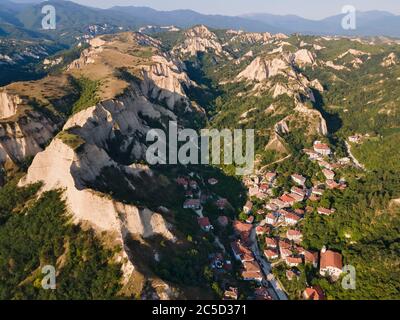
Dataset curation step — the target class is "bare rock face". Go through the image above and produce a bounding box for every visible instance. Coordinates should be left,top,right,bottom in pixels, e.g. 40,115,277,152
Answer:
229,32,271,44
338,49,369,59
141,54,195,110
266,132,288,154
20,138,174,240
237,56,289,81
310,79,324,92
292,49,316,66
67,46,103,70
382,53,397,67
294,102,328,136
19,86,178,293
174,25,225,56
324,61,349,71
0,92,20,119
0,92,61,170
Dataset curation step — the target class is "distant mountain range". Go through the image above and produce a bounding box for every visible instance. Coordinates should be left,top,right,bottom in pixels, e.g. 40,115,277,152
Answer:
1,0,400,39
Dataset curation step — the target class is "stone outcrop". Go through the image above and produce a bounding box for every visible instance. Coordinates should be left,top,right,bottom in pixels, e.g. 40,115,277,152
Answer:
229,32,271,44
382,53,397,67
237,56,289,81
294,102,328,136
141,54,195,110
174,25,225,56
0,92,20,119
0,91,61,169
19,83,180,294
292,49,315,66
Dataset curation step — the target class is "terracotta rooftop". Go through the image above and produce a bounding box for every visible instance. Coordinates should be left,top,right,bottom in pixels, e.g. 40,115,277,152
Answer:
320,250,343,270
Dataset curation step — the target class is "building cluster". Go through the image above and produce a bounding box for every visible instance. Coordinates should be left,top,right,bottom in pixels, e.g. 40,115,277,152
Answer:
237,140,348,299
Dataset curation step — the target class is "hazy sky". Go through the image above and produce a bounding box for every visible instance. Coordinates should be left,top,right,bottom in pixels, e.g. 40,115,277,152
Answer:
71,0,400,19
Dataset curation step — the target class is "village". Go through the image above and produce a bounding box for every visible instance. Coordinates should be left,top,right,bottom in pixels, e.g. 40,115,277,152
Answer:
175,140,351,300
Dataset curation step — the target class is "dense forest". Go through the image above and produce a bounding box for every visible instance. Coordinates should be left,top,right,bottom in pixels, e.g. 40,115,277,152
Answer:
0,181,122,300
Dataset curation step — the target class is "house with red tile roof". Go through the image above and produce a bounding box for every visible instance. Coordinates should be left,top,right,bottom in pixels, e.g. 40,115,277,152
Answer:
288,192,304,203
233,220,253,242
287,230,303,242
183,199,201,210
326,179,340,189
280,248,293,258
285,256,302,267
256,209,265,216
318,207,336,216
312,187,324,196
242,271,263,283
282,211,301,226
294,208,305,216
264,249,279,260
320,247,343,281
223,287,238,300
271,198,288,209
231,240,254,263
265,203,277,211
265,212,278,226
313,141,331,156
302,250,319,268
259,184,269,193
322,169,335,180
303,148,322,161
198,217,213,232
246,215,255,224
265,237,278,249
243,201,253,214
242,261,263,282
309,194,320,202
303,286,325,300
291,174,306,186
264,172,277,183
291,186,306,197
278,239,292,249
256,225,270,236
318,160,334,170
280,194,296,206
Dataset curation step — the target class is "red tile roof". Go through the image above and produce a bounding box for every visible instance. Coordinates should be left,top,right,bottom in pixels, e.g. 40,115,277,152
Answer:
318,207,334,215
233,220,253,233
279,240,292,249
198,217,211,228
264,249,279,259
287,230,302,237
280,194,296,203
285,256,302,265
303,286,325,300
320,250,343,270
265,237,278,247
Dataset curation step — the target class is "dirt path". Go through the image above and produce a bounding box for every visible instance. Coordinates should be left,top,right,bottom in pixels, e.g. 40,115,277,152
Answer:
259,153,292,174
345,142,366,171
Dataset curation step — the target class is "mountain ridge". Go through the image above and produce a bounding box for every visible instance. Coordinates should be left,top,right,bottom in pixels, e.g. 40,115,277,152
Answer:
2,1,400,39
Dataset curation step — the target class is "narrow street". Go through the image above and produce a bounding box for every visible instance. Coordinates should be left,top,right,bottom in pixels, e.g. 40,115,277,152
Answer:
249,226,288,300
345,141,366,171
